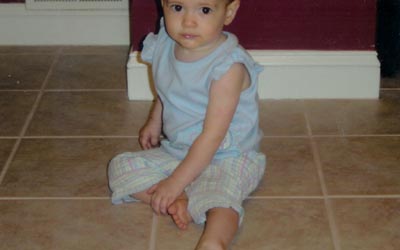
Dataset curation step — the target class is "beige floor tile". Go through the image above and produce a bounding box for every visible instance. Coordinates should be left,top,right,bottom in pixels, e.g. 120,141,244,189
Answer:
254,138,322,196
0,46,61,54
341,91,400,135
0,92,37,136
0,138,141,197
26,92,151,136
332,199,400,250
259,100,308,136
0,200,152,250
46,54,128,89
0,139,15,173
61,46,130,55
156,215,204,250
316,137,400,195
0,54,54,89
304,100,347,135
233,199,334,250
305,91,400,135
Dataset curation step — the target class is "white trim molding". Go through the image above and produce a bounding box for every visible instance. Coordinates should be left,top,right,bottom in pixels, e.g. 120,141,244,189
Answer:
127,50,381,100
0,4,129,45
25,0,129,10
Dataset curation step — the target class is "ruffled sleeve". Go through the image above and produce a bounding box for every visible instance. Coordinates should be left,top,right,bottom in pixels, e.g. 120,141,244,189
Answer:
211,55,236,81
141,18,167,64
211,47,263,82
141,33,158,64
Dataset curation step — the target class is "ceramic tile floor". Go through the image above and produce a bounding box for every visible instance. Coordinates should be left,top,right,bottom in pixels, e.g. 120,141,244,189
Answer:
0,46,399,250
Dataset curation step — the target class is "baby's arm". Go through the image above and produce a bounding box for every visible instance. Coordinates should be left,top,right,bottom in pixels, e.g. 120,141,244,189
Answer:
139,96,163,150
148,63,250,215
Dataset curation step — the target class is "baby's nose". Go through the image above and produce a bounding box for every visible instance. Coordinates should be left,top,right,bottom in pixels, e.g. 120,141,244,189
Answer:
182,13,197,27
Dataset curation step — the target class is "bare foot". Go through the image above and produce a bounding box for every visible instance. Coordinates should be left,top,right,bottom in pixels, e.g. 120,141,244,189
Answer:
168,198,193,230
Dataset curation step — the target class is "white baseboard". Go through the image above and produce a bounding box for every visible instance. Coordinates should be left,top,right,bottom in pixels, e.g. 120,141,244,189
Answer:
127,50,381,100
0,4,129,45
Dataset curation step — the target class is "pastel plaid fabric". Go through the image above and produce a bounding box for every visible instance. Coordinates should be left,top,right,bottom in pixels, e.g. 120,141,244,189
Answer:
108,148,266,224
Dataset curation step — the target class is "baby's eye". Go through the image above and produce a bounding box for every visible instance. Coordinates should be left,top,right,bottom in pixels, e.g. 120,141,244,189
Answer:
171,4,183,12
201,7,212,14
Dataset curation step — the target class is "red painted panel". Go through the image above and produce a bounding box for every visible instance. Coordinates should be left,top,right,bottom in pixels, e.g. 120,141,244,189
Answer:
130,0,162,51
130,0,376,51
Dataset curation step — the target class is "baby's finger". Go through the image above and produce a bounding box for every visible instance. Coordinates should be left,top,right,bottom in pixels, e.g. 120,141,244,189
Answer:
160,198,168,215
150,136,159,147
147,184,158,195
139,137,148,150
151,195,161,215
143,142,151,150
162,196,175,215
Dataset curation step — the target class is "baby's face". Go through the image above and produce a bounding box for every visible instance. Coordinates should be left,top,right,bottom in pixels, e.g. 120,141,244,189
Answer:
162,0,237,52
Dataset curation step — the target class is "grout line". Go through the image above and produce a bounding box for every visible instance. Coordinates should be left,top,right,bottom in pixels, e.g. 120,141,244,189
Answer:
0,49,62,185
381,88,400,91
310,141,343,250
263,135,310,138
263,134,400,139
327,194,400,199
59,51,131,57
0,46,129,56
60,53,130,56
0,136,19,140
309,143,329,195
0,197,110,200
22,135,139,139
249,196,324,200
304,113,329,196
249,195,400,200
3,134,400,140
0,89,40,92
323,198,342,250
310,134,400,138
305,112,342,250
0,195,398,201
1,88,398,94
0,140,22,186
18,48,62,138
43,88,127,92
0,52,60,56
148,214,159,250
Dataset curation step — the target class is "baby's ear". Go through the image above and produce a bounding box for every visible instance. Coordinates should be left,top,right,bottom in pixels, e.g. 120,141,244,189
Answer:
224,0,240,25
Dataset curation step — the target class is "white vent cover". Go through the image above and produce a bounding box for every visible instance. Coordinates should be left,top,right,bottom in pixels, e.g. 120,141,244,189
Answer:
26,0,129,10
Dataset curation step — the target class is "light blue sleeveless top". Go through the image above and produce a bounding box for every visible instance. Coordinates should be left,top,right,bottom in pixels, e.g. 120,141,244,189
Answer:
141,19,263,160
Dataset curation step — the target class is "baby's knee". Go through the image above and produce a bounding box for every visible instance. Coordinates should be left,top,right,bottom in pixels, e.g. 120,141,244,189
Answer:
109,152,138,169
107,152,140,182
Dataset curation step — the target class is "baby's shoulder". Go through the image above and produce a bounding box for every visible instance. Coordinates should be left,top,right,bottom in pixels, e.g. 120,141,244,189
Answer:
211,46,260,81
141,25,171,63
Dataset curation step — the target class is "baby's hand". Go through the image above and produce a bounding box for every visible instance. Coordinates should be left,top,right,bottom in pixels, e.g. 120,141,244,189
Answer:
147,177,185,215
139,120,161,150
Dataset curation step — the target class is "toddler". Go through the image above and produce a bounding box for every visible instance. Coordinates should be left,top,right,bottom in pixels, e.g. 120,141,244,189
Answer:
108,0,266,249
